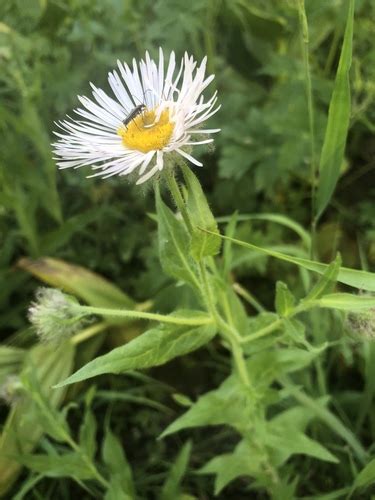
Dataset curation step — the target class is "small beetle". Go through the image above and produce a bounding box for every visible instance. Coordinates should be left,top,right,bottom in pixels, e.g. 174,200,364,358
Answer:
122,104,146,128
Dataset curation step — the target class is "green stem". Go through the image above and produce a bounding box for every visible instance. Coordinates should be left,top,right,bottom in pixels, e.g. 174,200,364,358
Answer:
232,282,265,313
66,436,109,489
166,167,250,387
77,305,213,326
297,0,317,258
199,261,250,386
165,169,193,233
230,339,251,387
240,318,284,344
240,302,313,344
71,322,107,345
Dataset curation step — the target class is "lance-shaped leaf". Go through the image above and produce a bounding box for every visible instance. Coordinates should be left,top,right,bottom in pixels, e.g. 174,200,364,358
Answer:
102,426,135,499
318,293,375,311
155,187,200,289
316,0,354,218
303,254,341,302
18,257,134,309
13,453,94,481
275,281,295,317
199,439,264,495
0,343,74,496
354,457,375,490
207,231,375,292
159,441,192,500
56,313,216,387
182,165,221,260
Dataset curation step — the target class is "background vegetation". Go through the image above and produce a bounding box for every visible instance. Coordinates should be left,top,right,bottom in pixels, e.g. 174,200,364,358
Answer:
0,0,375,498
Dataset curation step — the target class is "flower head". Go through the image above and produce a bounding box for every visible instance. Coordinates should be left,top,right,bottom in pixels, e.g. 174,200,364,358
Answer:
28,287,86,344
346,308,375,340
0,375,24,406
53,49,220,184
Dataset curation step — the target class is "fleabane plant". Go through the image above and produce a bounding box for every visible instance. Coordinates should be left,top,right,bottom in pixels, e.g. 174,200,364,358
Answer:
24,48,375,496
53,48,220,184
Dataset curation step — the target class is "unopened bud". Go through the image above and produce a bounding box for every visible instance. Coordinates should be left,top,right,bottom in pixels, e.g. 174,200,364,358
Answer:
28,287,87,344
0,375,24,406
345,308,375,340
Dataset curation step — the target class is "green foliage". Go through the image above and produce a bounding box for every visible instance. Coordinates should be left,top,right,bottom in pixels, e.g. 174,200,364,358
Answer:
0,343,75,495
316,0,354,219
1,0,375,498
57,316,216,387
159,441,192,500
275,281,296,317
181,165,221,260
213,231,375,291
155,186,200,289
102,426,135,499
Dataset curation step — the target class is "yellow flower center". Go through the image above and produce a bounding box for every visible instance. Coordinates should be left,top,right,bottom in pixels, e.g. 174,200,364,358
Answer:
118,108,174,153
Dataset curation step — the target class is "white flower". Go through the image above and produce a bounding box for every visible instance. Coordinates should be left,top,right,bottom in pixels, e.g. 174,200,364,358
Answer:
53,48,220,184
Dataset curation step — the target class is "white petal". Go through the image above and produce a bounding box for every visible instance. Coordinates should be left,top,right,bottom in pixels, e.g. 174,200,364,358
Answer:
176,148,203,167
136,164,160,184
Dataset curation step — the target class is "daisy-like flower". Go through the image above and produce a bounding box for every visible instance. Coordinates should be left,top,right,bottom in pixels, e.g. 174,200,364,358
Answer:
53,48,220,184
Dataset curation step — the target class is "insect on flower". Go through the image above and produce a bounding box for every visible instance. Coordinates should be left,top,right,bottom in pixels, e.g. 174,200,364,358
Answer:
122,103,146,128
53,48,220,184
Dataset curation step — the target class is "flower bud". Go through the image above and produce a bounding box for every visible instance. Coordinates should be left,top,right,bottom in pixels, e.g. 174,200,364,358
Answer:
28,287,86,344
0,375,24,406
345,308,375,340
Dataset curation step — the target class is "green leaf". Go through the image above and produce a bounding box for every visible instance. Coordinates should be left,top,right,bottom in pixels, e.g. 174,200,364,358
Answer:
266,406,338,465
155,186,200,288
105,475,134,500
280,380,367,463
318,293,375,311
316,0,354,218
217,212,311,249
159,441,192,500
275,281,295,317
222,212,238,278
21,365,71,444
181,165,221,260
161,346,319,438
199,439,263,495
102,427,135,498
269,427,337,464
0,343,74,496
14,453,94,481
0,346,25,366
0,346,25,385
79,408,97,460
303,254,341,302
246,348,323,388
161,375,254,438
208,231,375,292
218,283,249,336
354,457,375,489
18,257,134,309
56,315,216,387
283,318,305,340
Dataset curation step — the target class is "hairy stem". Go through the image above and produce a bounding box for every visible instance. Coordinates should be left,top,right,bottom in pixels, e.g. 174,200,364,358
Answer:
165,168,193,233
77,305,213,326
